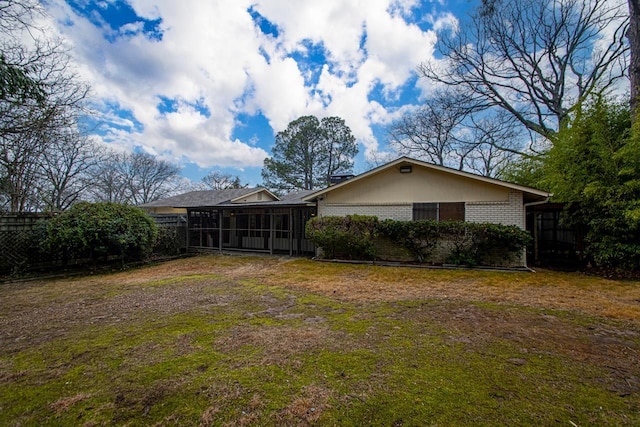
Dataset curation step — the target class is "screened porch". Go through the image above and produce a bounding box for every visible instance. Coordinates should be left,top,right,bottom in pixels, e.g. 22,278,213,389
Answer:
186,206,316,255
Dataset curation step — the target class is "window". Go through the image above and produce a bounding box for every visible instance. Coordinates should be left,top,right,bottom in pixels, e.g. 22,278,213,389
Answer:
413,203,437,220
413,202,464,221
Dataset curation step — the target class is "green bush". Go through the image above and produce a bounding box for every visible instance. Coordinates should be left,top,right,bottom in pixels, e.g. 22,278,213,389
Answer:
44,202,158,264
308,215,530,266
306,215,378,260
438,221,531,266
377,219,439,262
153,226,183,256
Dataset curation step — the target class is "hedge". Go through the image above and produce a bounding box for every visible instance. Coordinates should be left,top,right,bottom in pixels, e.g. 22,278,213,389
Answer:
305,215,378,260
306,216,532,267
44,202,158,265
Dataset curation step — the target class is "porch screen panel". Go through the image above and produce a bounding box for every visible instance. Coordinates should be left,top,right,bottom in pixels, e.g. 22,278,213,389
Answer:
188,210,219,248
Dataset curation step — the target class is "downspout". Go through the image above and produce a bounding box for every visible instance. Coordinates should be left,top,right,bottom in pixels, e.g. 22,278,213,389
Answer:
523,197,551,269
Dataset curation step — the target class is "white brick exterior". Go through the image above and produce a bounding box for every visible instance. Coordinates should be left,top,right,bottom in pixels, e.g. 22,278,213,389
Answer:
319,191,525,229
465,190,524,229
317,200,412,221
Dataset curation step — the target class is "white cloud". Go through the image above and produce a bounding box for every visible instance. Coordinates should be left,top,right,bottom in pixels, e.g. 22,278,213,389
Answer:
42,0,446,173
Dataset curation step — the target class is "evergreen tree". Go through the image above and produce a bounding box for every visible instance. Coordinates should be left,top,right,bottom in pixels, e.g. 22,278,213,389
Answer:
544,98,640,271
262,115,358,193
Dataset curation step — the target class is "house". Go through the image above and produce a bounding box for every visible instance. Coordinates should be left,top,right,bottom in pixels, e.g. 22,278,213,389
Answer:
303,157,550,229
142,157,551,263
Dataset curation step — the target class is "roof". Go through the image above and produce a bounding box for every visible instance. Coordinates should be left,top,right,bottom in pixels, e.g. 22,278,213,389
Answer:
303,156,552,201
279,189,317,201
140,188,267,208
213,189,316,207
140,187,315,209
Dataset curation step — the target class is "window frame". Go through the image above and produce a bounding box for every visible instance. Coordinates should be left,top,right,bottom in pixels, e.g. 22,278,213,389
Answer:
412,202,465,222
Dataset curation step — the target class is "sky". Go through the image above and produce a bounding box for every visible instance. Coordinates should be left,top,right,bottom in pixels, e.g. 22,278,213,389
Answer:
40,0,475,186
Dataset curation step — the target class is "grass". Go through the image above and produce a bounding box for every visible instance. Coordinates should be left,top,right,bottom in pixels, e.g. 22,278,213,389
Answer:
0,254,639,426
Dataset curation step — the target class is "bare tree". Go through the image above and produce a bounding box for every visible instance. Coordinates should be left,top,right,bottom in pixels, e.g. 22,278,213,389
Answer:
0,0,91,212
389,90,472,170
462,113,521,176
37,131,103,211
125,152,181,205
388,88,528,177
201,171,244,190
420,0,629,140
0,128,44,212
85,151,130,204
87,151,181,205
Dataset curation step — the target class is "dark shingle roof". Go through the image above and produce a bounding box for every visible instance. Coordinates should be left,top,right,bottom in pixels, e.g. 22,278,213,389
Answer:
279,189,317,201
140,188,258,208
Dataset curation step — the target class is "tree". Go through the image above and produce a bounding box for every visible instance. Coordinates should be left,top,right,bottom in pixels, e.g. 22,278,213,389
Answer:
37,131,102,212
462,113,520,177
262,115,358,193
86,151,181,205
85,151,130,204
389,90,469,169
125,152,181,205
389,89,522,176
629,0,640,116
0,0,91,212
0,0,45,113
320,116,358,185
0,125,44,212
543,97,640,271
420,0,628,141
201,171,244,190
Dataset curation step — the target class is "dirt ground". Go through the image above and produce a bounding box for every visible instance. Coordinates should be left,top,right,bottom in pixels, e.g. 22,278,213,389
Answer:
1,254,639,399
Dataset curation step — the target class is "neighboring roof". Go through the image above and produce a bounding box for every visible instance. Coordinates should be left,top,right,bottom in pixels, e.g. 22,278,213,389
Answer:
215,189,317,207
140,188,267,208
303,156,552,201
229,187,279,203
140,187,316,209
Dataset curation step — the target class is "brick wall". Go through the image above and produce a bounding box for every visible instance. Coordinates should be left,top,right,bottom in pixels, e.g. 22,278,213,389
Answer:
465,190,524,229
318,201,412,221
320,191,525,229
317,193,528,267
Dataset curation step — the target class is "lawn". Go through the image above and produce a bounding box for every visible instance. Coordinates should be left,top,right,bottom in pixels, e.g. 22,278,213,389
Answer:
0,255,639,426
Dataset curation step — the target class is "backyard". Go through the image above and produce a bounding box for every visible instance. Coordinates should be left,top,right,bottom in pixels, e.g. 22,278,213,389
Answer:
0,255,639,426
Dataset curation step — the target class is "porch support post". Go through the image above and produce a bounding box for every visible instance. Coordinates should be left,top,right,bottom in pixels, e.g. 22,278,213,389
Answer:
289,208,293,256
185,209,190,251
269,209,274,255
218,209,223,252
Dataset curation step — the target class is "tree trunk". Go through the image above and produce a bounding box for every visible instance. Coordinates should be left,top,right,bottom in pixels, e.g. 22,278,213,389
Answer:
629,0,640,119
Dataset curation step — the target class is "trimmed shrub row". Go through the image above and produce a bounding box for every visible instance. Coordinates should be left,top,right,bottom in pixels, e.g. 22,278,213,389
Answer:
306,215,532,267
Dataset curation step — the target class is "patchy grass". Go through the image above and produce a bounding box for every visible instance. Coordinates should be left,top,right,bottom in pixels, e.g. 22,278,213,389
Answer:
0,254,639,426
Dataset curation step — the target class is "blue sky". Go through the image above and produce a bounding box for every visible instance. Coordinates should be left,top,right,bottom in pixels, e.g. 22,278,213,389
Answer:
42,0,475,186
